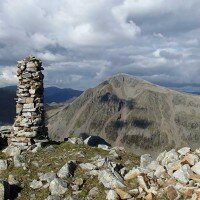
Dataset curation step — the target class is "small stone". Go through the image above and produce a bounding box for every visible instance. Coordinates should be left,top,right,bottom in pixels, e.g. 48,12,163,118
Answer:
57,160,76,178
0,160,7,170
2,146,21,157
166,186,180,200
124,168,140,180
13,155,25,168
181,154,199,166
8,174,19,185
49,178,68,196
38,172,57,183
154,165,165,178
98,170,125,189
191,162,200,175
46,195,61,200
106,190,119,200
79,163,97,170
115,188,132,199
178,147,191,156
87,187,99,200
30,180,43,189
137,176,148,192
172,164,191,184
140,154,153,168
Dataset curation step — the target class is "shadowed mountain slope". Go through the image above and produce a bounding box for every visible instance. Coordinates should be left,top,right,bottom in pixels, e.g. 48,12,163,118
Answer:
47,74,200,155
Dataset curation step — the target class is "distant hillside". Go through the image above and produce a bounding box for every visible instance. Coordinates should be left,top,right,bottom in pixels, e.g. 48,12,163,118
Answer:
47,74,200,155
44,87,82,103
0,86,82,124
0,88,16,124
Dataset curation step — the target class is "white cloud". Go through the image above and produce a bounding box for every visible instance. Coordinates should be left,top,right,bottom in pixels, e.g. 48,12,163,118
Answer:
0,0,200,91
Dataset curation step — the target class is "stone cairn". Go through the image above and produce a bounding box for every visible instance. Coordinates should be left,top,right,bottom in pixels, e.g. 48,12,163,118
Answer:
8,56,48,150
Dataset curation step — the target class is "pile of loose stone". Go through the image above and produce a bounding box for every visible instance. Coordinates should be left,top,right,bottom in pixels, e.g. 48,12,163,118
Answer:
1,136,200,199
10,56,47,149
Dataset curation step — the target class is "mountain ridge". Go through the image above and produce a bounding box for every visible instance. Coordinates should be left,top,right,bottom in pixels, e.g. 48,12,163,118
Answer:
47,73,200,155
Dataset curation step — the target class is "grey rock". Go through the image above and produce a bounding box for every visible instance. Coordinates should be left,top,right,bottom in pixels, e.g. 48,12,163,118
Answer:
2,146,21,157
49,178,68,196
106,190,119,200
140,154,152,168
30,180,43,189
38,172,57,183
86,187,99,200
0,160,7,170
178,147,191,156
57,160,76,178
191,162,200,175
79,163,97,170
98,170,125,189
13,155,25,168
46,195,61,200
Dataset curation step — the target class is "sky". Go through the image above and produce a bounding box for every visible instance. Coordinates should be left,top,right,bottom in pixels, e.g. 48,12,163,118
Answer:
0,0,200,92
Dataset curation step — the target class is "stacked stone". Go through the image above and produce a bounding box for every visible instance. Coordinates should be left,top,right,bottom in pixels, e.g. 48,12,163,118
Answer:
10,56,47,149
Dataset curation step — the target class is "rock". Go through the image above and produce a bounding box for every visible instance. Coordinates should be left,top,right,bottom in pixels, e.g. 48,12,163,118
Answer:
144,193,154,200
172,164,191,184
178,147,191,156
147,161,160,171
191,162,200,175
98,170,125,189
31,161,39,168
2,146,21,157
86,187,99,200
57,160,76,178
109,149,120,159
154,165,166,178
8,174,19,185
49,178,68,196
73,178,83,187
38,172,57,183
98,144,110,151
166,186,180,200
106,190,119,200
79,163,97,170
13,155,25,167
124,168,140,180
115,188,132,199
161,149,179,166
181,154,199,166
30,180,43,189
68,137,83,145
137,176,148,192
140,154,153,168
0,160,7,170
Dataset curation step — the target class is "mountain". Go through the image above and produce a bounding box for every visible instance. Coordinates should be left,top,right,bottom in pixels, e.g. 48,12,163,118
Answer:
44,87,83,103
0,88,16,124
47,74,200,155
0,86,82,125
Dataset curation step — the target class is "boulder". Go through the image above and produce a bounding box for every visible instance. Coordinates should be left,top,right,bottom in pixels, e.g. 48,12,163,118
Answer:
38,172,57,183
124,168,140,180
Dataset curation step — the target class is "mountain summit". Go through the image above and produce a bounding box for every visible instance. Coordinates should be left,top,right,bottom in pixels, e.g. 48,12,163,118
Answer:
47,74,200,155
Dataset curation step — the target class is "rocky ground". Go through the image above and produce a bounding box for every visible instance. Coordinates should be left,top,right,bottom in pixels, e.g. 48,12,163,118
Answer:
0,137,200,200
